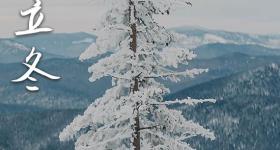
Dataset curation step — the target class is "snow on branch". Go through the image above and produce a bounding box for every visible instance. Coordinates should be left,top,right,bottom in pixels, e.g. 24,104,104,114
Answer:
144,130,194,150
145,68,208,79
153,107,216,140
159,47,196,68
61,0,216,149
150,97,216,106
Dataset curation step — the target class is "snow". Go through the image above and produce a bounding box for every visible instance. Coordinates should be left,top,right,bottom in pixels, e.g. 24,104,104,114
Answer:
268,39,280,49
3,40,29,51
171,26,280,49
270,63,279,70
203,34,227,44
72,38,95,44
151,97,216,106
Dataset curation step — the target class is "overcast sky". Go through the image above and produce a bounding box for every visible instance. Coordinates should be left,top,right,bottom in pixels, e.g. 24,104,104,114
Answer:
0,0,279,38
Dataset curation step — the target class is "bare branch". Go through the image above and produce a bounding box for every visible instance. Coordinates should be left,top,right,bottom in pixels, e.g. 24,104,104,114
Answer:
139,124,161,131
185,2,192,7
110,74,130,80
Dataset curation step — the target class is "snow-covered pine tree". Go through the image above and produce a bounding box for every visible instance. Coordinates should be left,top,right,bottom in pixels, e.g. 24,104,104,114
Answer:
60,0,215,149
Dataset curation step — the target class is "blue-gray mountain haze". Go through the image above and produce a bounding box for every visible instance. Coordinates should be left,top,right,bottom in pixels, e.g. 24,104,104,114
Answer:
0,27,280,150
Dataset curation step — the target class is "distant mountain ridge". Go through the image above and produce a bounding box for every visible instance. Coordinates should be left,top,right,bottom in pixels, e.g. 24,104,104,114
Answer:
0,39,61,63
172,26,280,49
168,63,280,100
194,43,280,59
166,53,280,92
0,32,96,63
13,32,96,58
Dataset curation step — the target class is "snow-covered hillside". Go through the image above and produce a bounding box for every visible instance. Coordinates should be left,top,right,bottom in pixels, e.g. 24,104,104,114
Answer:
172,26,280,49
167,63,280,150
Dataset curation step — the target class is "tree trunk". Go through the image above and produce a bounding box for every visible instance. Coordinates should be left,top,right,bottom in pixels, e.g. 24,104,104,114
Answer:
130,23,137,53
132,48,141,150
131,22,141,150
129,1,140,149
132,104,141,150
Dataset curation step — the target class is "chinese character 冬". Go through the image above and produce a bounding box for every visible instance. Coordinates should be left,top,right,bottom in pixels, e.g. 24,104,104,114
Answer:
12,47,60,92
15,0,53,36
